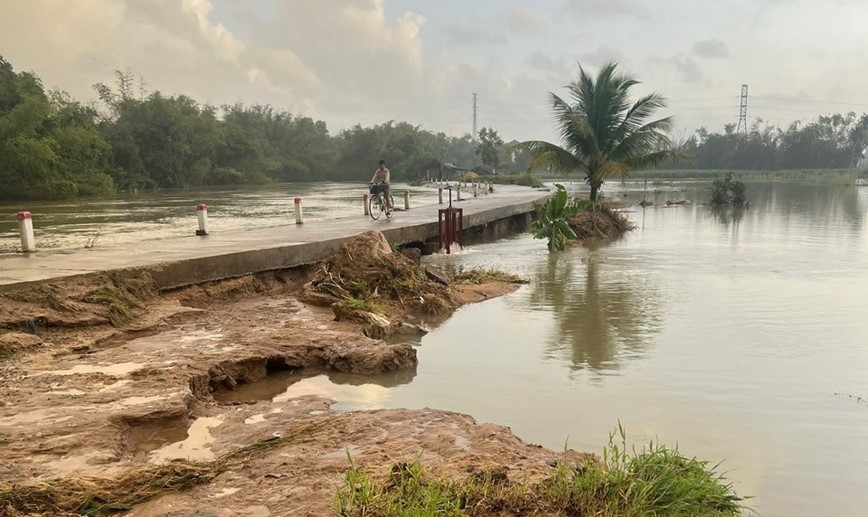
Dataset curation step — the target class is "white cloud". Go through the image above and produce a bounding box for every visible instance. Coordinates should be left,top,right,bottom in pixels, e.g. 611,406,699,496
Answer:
1,0,867,141
506,6,547,34
692,39,729,58
442,25,504,46
564,0,650,19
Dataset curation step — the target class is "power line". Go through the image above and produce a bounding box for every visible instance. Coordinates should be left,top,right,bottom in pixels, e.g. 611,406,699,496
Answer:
750,95,868,108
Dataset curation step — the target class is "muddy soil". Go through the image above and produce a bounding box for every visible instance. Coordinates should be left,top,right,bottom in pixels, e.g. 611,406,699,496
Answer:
0,232,547,516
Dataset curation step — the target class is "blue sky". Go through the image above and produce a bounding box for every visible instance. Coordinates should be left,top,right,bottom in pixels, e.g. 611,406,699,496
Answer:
2,0,867,142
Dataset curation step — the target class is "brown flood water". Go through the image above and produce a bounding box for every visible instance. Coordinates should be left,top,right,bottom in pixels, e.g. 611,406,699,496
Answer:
224,181,868,516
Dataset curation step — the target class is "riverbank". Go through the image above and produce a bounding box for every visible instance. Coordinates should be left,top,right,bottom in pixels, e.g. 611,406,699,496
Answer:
0,231,742,516
0,233,530,514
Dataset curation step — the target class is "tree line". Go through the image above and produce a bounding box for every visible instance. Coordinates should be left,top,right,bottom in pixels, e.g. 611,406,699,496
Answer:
2,53,866,201
663,115,868,171
0,55,508,201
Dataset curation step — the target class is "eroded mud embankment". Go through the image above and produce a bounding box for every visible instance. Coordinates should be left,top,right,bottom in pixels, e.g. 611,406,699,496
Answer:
0,231,542,516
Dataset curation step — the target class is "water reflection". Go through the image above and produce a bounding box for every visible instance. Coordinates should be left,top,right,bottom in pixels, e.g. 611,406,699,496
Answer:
528,250,662,372
708,205,746,225
748,182,866,230
213,365,417,404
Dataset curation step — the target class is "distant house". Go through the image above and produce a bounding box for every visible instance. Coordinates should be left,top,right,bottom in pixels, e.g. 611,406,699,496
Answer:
419,159,468,181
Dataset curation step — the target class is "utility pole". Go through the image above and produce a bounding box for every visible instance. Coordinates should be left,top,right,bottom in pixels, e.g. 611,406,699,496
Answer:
736,84,748,136
472,92,478,140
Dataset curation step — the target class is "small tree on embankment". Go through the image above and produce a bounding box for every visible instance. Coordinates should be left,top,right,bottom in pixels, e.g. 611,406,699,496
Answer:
513,61,677,202
531,184,634,251
515,62,672,248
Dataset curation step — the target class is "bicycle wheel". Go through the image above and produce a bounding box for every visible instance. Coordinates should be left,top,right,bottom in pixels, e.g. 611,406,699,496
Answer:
385,196,395,219
369,194,381,220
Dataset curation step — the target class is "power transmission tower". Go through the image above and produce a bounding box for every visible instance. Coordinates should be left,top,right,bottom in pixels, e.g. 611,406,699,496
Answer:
472,92,478,139
736,84,748,136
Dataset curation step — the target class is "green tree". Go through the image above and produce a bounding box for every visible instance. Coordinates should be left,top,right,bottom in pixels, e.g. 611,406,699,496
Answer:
0,54,115,200
475,127,503,173
515,62,674,200
333,121,458,181
529,183,579,251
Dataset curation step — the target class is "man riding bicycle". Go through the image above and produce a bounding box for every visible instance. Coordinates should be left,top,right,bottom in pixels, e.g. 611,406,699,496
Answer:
369,159,392,211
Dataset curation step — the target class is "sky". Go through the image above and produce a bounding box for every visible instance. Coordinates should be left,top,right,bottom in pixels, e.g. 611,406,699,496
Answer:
2,0,868,143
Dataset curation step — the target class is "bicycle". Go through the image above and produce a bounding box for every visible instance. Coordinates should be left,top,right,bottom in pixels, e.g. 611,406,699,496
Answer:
368,186,394,220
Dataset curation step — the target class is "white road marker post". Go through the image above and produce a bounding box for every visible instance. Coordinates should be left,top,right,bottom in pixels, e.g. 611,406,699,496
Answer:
196,204,209,236
17,211,36,252
404,190,410,210
294,197,304,224
438,187,443,204
363,193,370,215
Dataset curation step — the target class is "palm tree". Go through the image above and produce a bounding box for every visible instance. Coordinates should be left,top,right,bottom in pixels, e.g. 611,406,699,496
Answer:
515,62,674,201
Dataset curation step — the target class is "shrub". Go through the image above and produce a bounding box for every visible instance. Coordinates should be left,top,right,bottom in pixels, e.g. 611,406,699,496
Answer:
529,183,580,252
710,175,748,206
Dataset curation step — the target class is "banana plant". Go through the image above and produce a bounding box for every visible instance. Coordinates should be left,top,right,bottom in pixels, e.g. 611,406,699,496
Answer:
530,183,579,252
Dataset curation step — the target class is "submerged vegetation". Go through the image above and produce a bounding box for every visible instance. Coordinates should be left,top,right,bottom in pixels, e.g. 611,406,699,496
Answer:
530,183,581,251
710,175,749,206
531,184,634,251
568,201,635,241
335,426,744,517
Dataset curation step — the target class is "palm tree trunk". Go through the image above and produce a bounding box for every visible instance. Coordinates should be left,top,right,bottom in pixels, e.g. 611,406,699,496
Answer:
589,183,599,201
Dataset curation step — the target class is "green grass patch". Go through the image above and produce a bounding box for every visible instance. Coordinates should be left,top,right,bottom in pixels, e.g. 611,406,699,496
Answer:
344,296,387,315
82,286,142,327
335,425,745,516
635,168,860,182
478,173,544,188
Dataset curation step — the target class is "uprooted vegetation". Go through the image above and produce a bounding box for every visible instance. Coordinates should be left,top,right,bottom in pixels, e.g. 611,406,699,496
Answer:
304,233,448,317
336,427,744,517
568,200,635,242
301,232,528,338
453,267,528,285
530,184,635,251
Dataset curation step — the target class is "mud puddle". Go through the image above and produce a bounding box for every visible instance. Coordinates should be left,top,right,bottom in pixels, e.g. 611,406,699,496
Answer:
126,418,190,456
213,368,417,406
149,417,224,463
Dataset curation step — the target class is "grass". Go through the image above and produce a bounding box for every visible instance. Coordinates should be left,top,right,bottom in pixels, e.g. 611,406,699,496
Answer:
344,296,387,315
335,425,745,517
477,173,544,188
336,455,465,517
453,267,528,285
634,168,861,182
82,286,142,327
0,419,337,516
